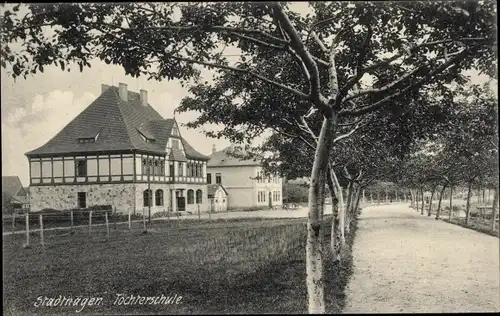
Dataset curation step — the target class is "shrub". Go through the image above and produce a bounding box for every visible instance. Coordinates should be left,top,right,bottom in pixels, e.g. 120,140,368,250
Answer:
452,205,461,212
152,211,170,219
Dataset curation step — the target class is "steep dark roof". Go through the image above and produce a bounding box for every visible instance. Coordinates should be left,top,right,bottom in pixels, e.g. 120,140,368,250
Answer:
2,176,24,199
207,146,261,167
25,85,209,160
207,184,228,197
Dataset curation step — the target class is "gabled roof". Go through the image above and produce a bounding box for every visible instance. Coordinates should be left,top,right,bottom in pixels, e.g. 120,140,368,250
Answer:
11,195,29,205
207,145,261,167
207,184,228,197
25,85,209,161
2,176,24,199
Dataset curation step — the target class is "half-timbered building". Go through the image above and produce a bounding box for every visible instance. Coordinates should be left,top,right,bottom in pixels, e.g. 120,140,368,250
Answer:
26,83,209,215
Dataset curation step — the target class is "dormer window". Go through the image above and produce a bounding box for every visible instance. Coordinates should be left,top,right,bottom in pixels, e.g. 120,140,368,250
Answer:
136,128,156,143
78,138,95,143
78,133,99,143
78,126,102,144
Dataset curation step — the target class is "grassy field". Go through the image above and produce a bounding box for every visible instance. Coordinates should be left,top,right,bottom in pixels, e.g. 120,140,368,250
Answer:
3,216,358,315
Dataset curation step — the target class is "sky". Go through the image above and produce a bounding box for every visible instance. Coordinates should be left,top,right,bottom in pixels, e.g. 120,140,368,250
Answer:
0,2,496,187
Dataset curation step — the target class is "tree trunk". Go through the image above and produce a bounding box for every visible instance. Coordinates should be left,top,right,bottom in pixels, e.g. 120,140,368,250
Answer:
415,189,419,210
305,115,336,314
448,186,453,221
465,181,473,225
353,186,362,217
492,188,498,231
331,170,346,247
428,186,436,216
436,184,447,220
420,188,425,215
377,192,380,204
327,166,341,262
345,180,354,234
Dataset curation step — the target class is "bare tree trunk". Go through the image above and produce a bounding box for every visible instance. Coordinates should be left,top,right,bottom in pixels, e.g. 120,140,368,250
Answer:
465,181,473,225
436,184,447,220
327,167,341,261
331,170,345,246
448,186,453,221
353,186,362,217
420,188,425,215
415,189,419,210
492,188,498,231
345,180,354,234
304,114,337,313
428,186,436,216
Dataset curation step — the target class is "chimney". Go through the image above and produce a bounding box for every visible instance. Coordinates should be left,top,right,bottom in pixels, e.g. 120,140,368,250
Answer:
212,144,216,154
140,89,148,106
101,84,110,94
118,82,128,102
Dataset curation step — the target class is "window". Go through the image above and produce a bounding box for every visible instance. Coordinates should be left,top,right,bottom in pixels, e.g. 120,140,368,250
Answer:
172,126,180,136
77,192,87,208
154,160,160,176
143,189,152,207
169,162,175,177
187,163,192,177
216,173,222,184
177,162,183,176
155,189,164,206
207,173,212,184
172,139,180,149
160,161,165,175
75,159,87,177
187,189,194,204
196,189,202,204
78,138,95,143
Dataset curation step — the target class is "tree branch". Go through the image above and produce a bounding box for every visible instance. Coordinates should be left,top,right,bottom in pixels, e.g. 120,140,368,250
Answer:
338,37,489,100
333,121,363,143
339,50,468,117
271,2,330,114
343,66,423,103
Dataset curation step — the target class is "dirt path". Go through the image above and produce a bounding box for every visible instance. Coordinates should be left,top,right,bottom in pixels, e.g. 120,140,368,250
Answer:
343,204,500,313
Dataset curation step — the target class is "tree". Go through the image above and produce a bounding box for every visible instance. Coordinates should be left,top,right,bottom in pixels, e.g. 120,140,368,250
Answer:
1,2,496,313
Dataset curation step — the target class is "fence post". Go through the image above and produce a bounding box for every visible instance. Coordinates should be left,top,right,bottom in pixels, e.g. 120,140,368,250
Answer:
105,211,110,241
142,210,147,233
39,214,44,246
70,210,74,232
128,210,131,231
12,213,15,235
89,211,93,236
25,212,30,247
198,205,201,222
113,207,117,230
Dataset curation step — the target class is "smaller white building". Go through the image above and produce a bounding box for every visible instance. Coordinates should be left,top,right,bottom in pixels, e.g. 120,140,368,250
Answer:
206,145,283,209
207,184,228,212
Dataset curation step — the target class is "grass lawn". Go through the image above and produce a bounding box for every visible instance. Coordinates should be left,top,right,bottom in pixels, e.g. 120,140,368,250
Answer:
3,217,357,315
